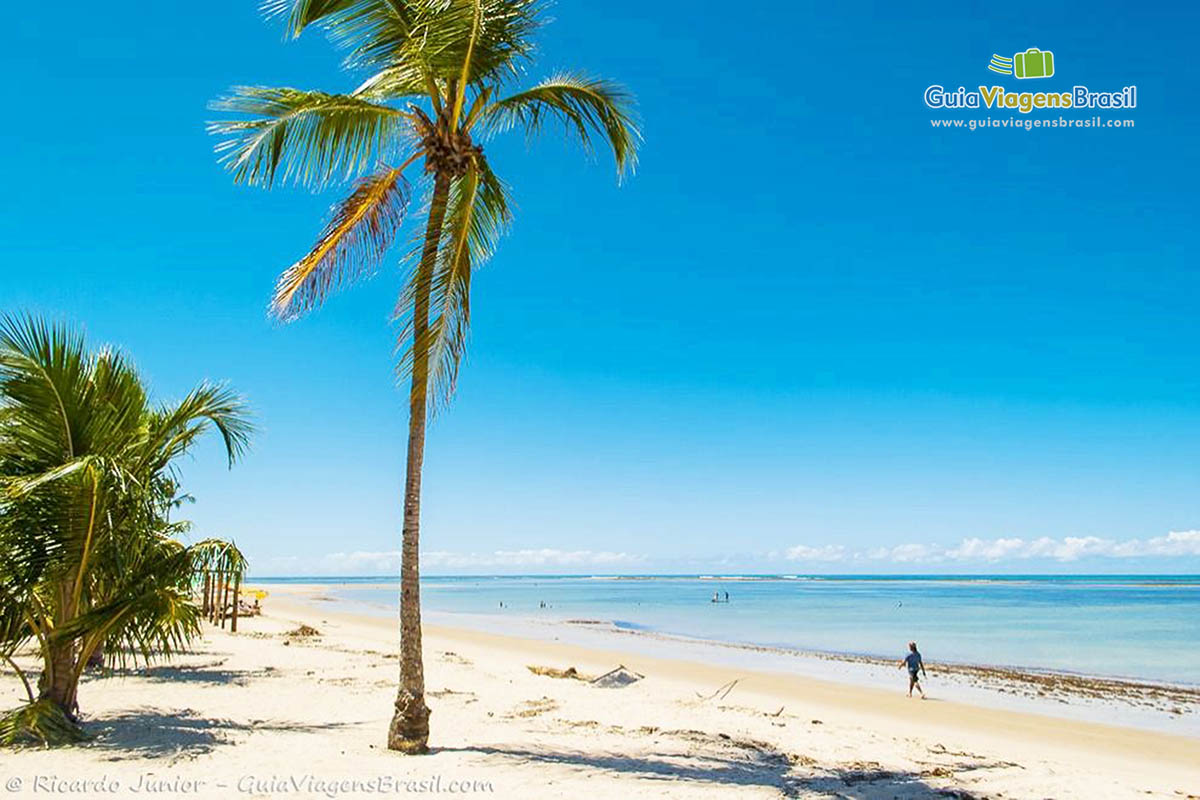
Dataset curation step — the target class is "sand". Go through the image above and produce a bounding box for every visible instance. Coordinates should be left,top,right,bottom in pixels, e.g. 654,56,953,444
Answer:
1,585,1197,799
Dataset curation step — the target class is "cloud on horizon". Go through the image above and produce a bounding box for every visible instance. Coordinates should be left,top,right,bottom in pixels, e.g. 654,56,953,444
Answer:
785,530,1200,564
256,547,645,576
253,531,1200,575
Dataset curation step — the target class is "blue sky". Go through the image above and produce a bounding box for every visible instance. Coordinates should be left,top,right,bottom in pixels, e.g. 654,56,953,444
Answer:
3,1,1199,574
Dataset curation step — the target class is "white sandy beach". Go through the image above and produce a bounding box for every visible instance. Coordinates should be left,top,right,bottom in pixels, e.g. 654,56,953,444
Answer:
2,585,1197,800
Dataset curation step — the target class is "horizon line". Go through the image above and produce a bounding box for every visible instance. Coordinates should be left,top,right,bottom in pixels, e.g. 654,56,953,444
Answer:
245,571,1200,579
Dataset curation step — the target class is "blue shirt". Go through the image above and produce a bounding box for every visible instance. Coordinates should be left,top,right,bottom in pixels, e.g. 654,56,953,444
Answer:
904,651,923,673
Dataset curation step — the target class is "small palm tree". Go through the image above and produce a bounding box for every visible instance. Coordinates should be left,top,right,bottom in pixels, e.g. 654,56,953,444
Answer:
0,315,253,744
209,0,638,753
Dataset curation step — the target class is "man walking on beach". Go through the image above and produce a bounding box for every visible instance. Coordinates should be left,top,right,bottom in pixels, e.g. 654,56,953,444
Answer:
900,641,926,698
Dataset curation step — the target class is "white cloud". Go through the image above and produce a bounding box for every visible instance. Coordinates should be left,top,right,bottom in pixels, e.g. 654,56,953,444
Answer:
1026,536,1110,561
425,549,645,569
945,537,1027,561
254,531,1200,575
254,548,645,576
1111,529,1200,558
870,543,942,563
944,532,1200,562
782,530,1200,565
259,550,401,574
322,550,401,572
784,544,846,562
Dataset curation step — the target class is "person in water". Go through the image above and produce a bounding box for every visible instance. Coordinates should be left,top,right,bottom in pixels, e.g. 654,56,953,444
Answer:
899,641,926,698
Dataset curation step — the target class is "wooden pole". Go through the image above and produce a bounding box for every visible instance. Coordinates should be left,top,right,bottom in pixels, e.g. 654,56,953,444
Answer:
219,573,229,629
202,572,211,618
231,574,241,633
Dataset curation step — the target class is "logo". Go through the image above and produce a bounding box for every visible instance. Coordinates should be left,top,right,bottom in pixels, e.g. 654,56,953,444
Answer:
924,47,1137,115
988,48,1055,79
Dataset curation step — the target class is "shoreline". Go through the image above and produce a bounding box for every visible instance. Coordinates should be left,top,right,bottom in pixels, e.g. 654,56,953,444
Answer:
265,588,1200,791
261,575,1200,687
273,582,1200,737
581,622,1200,715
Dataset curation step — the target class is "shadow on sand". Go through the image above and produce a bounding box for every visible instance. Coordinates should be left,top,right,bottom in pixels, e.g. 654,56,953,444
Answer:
442,745,978,799
83,709,359,759
116,662,276,687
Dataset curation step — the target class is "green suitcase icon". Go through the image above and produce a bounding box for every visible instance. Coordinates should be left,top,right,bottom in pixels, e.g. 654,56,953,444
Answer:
1014,48,1054,79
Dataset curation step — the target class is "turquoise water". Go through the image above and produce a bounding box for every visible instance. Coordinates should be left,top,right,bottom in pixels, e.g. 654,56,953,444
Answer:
255,575,1200,684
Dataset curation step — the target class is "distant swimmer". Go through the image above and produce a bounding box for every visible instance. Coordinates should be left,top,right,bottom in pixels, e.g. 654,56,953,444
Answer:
712,591,720,603
899,641,926,698
724,591,729,602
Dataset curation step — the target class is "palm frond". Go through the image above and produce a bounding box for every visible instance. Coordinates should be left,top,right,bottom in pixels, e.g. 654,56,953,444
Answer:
0,551,42,660
2,456,95,499
261,0,367,37
482,72,641,179
437,0,543,87
56,540,202,668
149,383,254,469
0,314,89,465
78,347,148,460
269,0,542,83
449,0,484,127
209,87,409,189
353,64,431,102
396,161,511,408
0,699,86,746
272,164,415,320
189,538,249,574
264,0,427,74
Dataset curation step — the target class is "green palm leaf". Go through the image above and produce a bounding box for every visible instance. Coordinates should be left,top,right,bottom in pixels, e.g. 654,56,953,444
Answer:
482,72,641,179
149,383,253,470
268,0,541,83
0,314,89,464
209,87,409,188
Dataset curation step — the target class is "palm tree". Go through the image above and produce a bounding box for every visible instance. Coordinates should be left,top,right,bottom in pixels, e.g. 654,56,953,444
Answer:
0,315,252,744
209,0,638,753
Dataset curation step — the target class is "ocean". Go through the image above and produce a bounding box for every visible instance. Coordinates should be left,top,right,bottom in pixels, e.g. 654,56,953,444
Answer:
253,574,1200,685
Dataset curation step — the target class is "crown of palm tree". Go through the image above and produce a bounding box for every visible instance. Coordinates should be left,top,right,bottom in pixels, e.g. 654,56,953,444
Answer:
209,0,639,409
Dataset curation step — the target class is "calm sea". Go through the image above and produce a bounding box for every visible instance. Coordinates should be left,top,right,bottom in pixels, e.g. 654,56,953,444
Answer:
253,574,1200,685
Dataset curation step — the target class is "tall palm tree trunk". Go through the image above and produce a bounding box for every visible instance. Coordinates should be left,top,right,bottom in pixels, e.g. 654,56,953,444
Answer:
388,172,452,754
